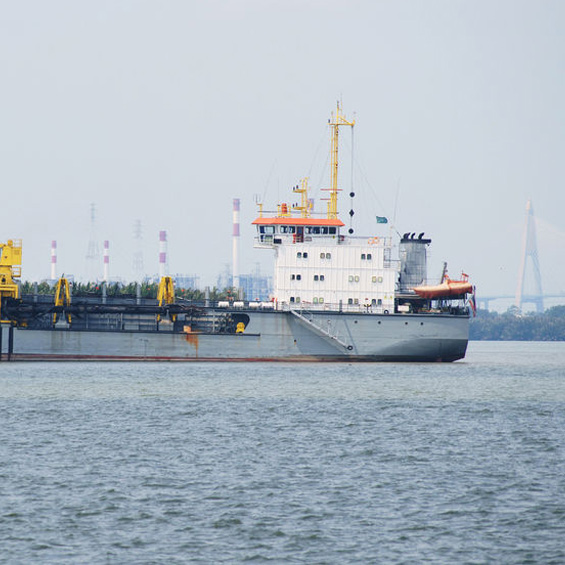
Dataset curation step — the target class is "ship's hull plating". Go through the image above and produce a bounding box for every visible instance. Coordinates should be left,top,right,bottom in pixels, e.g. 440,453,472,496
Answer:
3,309,469,362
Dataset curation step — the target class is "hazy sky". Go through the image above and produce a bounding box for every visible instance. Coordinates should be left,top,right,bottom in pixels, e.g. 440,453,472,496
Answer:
1,0,564,306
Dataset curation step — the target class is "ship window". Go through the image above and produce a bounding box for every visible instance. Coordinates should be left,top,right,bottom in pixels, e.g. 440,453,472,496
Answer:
355,276,360,282
312,227,320,234
377,299,382,306
320,253,325,259
314,275,319,281
297,252,302,258
329,227,336,234
348,298,353,305
319,297,324,304
367,253,372,260
354,298,359,305
372,276,377,283
326,253,331,259
371,299,377,305
303,252,308,258
349,275,354,282
378,276,383,283
290,296,295,302
361,253,366,260
313,297,318,304
291,274,295,280
321,227,328,234
296,274,302,281
320,275,325,281
296,297,301,303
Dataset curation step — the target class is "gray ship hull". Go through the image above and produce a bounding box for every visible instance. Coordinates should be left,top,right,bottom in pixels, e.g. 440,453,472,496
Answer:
3,309,469,362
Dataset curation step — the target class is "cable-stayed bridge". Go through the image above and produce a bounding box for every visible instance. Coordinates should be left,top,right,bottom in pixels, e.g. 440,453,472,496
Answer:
479,200,564,312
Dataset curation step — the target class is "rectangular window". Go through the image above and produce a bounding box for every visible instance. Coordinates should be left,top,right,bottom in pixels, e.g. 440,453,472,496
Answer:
314,275,319,281
313,297,318,304
326,253,331,259
348,298,353,305
329,227,336,234
361,253,366,260
320,275,325,281
367,253,372,260
296,297,301,303
291,274,295,280
297,252,302,258
319,297,324,304
290,297,295,303
303,252,308,258
320,252,325,259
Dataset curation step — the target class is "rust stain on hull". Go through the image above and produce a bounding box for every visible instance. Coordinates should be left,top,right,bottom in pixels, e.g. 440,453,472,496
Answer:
183,331,199,355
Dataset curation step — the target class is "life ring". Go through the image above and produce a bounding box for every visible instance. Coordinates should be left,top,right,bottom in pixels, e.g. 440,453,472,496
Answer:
368,237,379,245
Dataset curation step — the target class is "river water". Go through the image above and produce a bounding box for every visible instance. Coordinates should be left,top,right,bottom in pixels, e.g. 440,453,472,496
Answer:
1,341,564,564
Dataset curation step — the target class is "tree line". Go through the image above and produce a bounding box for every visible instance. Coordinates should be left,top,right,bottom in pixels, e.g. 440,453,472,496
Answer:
470,305,565,341
19,281,239,302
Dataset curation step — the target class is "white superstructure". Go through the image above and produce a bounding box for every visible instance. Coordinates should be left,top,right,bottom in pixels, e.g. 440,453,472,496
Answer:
254,218,397,313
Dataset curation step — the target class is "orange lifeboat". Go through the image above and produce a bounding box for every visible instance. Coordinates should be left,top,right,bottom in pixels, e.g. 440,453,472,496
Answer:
413,273,473,299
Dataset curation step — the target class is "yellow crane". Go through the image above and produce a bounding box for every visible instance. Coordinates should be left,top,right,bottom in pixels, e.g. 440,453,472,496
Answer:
53,277,72,325
0,239,22,323
157,276,176,322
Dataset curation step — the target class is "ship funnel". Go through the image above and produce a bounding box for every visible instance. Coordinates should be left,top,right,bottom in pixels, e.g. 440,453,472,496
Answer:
399,233,432,292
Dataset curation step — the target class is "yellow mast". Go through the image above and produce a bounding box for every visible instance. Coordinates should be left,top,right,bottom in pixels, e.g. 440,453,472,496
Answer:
292,177,312,218
327,102,355,219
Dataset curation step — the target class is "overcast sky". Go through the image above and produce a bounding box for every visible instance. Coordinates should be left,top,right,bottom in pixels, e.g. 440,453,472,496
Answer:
1,0,563,308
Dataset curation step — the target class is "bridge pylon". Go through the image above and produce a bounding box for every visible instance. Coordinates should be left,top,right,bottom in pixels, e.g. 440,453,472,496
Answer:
515,199,543,313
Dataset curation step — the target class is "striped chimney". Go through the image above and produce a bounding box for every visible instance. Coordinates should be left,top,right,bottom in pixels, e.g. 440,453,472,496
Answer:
103,240,110,282
159,230,168,278
232,198,240,289
51,240,57,280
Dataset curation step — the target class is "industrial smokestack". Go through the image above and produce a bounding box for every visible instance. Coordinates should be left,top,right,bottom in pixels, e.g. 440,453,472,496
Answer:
51,240,57,280
103,240,109,282
232,198,240,289
159,230,168,278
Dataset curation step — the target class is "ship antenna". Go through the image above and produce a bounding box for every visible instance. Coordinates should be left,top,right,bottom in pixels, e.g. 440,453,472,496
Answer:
325,101,355,219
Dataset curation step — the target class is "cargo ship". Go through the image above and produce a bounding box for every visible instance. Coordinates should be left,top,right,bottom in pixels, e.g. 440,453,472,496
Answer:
0,104,473,361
